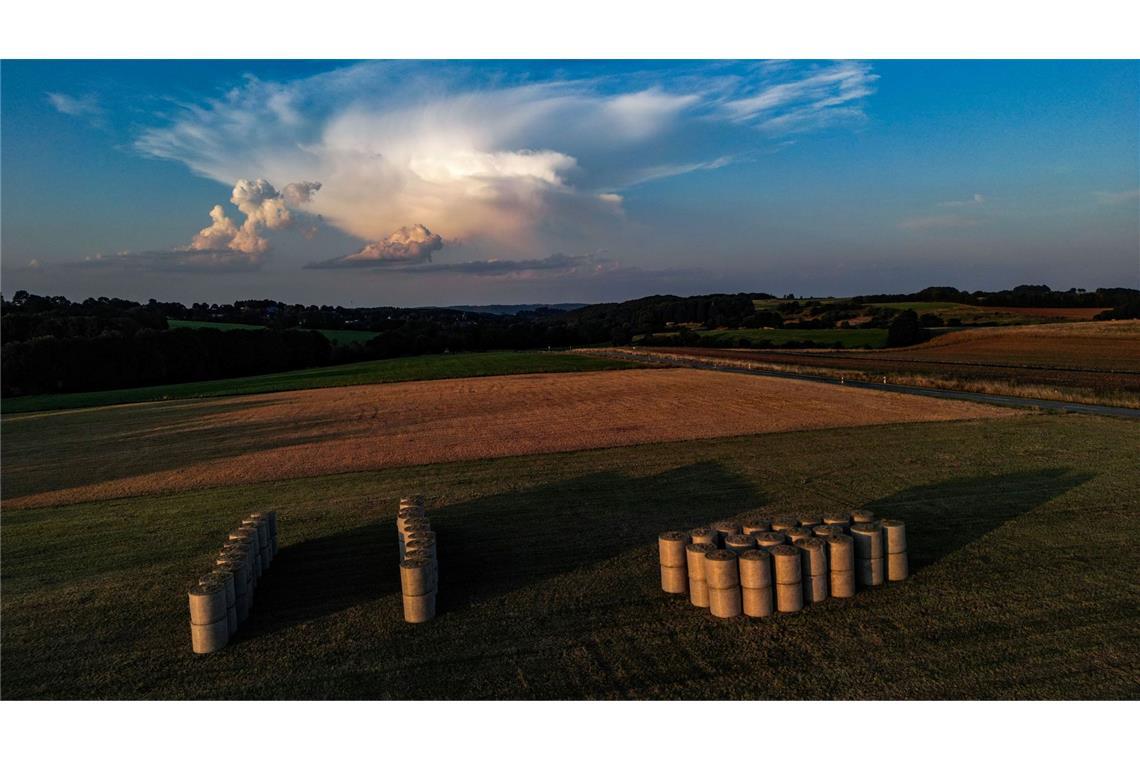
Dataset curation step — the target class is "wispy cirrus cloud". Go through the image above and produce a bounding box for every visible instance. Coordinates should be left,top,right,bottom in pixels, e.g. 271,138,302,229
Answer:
133,60,879,270
719,61,877,133
46,92,104,123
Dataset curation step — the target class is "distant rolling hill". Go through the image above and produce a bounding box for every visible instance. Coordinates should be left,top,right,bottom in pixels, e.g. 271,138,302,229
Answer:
448,303,590,315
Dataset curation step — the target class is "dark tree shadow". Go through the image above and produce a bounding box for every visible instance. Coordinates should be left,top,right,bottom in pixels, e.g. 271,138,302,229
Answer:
239,459,761,635
859,467,1092,571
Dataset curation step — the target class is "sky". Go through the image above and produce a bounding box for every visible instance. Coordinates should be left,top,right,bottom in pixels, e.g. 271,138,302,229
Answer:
1,59,1137,306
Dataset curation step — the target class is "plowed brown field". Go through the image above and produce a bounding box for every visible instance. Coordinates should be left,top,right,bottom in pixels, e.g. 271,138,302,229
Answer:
1,368,1017,509
655,321,1140,396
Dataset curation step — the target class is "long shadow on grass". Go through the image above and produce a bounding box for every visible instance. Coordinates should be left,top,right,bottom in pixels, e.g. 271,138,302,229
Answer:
431,460,761,614
859,467,1092,571
235,520,396,638
241,459,760,635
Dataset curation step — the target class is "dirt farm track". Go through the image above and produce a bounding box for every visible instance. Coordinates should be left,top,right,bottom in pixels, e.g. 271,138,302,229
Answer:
1,368,1017,510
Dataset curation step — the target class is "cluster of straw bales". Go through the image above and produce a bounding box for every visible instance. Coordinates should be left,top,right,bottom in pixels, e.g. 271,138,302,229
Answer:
397,495,437,623
659,511,908,619
188,511,278,653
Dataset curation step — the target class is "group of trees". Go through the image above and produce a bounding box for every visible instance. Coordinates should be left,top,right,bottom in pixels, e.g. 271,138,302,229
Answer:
4,284,1136,399
0,291,770,397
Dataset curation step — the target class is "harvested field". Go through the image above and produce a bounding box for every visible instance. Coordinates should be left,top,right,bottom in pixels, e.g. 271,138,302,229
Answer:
644,321,1140,401
1,369,1017,510
885,321,1140,372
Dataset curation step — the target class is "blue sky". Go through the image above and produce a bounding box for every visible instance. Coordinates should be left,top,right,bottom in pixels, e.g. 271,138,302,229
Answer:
2,59,1137,306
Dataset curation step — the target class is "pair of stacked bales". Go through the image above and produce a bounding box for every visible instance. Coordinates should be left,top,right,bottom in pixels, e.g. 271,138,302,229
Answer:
188,511,278,654
396,495,437,623
659,510,908,619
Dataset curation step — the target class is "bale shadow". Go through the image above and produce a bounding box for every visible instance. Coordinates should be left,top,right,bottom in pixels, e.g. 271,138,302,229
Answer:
240,459,761,635
431,460,761,614
859,467,1092,571
236,520,398,638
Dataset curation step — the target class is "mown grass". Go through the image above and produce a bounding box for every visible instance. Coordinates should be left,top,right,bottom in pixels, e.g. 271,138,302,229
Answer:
2,413,1137,699
168,319,266,331
0,352,641,415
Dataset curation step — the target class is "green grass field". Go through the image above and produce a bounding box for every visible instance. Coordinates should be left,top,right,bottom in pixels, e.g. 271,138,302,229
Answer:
694,327,888,348
2,413,1137,699
168,319,266,331
168,319,380,345
0,352,640,415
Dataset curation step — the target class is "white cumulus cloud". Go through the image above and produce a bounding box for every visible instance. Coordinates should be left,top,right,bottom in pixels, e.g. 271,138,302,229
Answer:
134,61,879,260
307,224,444,268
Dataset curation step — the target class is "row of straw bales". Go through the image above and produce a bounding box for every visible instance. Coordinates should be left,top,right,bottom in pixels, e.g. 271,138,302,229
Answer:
659,511,907,618
188,511,278,653
397,495,438,623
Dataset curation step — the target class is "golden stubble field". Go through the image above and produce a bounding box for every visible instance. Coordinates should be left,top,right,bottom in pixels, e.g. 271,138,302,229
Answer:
1,368,1019,509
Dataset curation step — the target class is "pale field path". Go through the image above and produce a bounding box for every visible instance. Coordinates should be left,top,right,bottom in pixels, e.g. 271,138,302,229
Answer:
1,368,1019,509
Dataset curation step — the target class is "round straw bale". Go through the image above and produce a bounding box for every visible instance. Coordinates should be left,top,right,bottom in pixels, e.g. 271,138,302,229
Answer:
400,520,432,539
850,509,875,524
785,527,813,543
400,558,434,596
754,532,786,548
404,531,436,546
741,519,771,535
188,580,228,625
825,534,855,571
658,531,690,567
887,551,909,581
822,513,851,526
229,526,258,545
770,545,802,584
830,569,856,598
400,494,426,509
708,586,742,619
794,537,828,577
812,524,843,539
724,533,756,554
850,523,884,558
857,557,885,587
190,618,229,654
215,559,249,599
689,579,710,608
798,516,821,528
775,581,803,613
202,570,235,609
738,549,772,589
710,520,741,539
660,564,688,594
267,509,278,532
405,539,436,561
402,591,436,623
742,586,774,618
771,516,798,532
397,507,423,521
804,573,829,604
704,550,740,589
881,519,907,553
685,542,714,580
688,527,718,545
